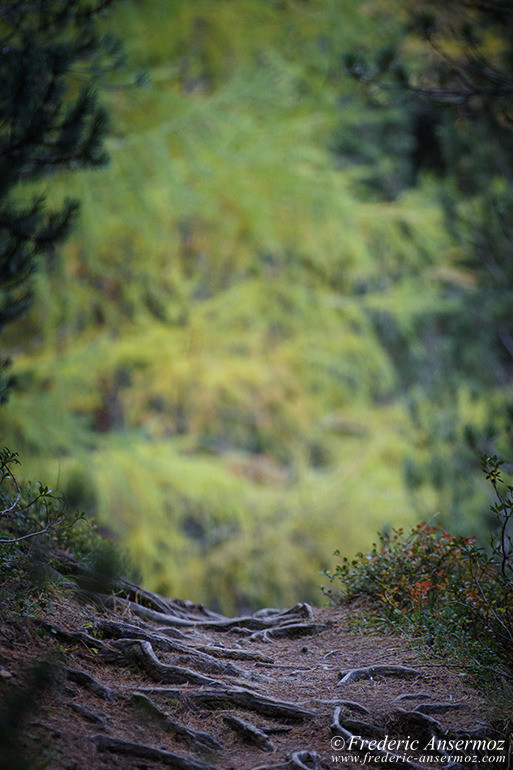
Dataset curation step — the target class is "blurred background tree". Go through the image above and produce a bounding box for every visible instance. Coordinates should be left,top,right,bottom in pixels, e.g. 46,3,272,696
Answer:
0,0,123,402
345,0,513,529
2,0,508,611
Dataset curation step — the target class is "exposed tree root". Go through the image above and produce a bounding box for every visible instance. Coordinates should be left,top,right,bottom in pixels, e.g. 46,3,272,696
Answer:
68,701,109,727
312,699,371,715
335,707,478,770
339,716,385,740
128,682,313,729
101,639,226,686
394,693,433,702
195,644,274,663
338,664,422,688
252,606,315,622
31,558,496,770
184,686,316,721
37,620,113,655
115,578,185,615
387,707,445,741
27,721,62,737
65,667,119,701
128,692,223,752
331,706,423,770
91,733,219,769
223,714,274,751
249,622,324,642
103,595,318,637
52,550,223,623
263,726,293,735
338,700,371,716
94,618,250,678
288,752,325,770
115,579,224,620
130,685,188,699
94,616,188,648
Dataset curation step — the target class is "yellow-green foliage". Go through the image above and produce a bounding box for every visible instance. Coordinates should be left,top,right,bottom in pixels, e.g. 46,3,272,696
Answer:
2,0,457,610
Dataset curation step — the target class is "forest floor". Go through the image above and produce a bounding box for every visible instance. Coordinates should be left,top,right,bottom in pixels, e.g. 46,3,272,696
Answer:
0,566,510,770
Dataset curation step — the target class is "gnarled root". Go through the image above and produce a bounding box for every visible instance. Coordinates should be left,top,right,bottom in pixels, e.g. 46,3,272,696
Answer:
331,706,423,770
95,618,249,678
101,638,225,686
91,733,219,769
65,667,119,701
338,664,422,688
223,714,274,751
184,686,316,721
127,692,222,752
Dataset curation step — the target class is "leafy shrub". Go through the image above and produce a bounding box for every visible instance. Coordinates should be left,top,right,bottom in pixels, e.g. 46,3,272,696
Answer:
322,455,513,676
0,447,127,609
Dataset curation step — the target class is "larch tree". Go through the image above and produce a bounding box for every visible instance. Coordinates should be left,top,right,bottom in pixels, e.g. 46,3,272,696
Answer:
348,0,513,527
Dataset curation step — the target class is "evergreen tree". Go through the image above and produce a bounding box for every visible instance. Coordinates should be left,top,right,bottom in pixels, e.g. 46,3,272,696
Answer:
0,0,120,401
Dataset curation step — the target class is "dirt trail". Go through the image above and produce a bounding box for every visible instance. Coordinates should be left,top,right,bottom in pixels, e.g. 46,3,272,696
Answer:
0,566,508,770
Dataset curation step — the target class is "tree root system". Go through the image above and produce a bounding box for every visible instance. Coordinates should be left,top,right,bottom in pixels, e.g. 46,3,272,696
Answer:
17,555,506,769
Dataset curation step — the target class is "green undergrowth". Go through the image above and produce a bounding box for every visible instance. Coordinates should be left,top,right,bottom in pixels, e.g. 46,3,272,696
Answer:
0,448,130,616
322,456,513,707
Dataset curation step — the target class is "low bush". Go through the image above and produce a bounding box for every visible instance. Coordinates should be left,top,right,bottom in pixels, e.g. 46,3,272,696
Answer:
322,455,513,678
0,447,128,612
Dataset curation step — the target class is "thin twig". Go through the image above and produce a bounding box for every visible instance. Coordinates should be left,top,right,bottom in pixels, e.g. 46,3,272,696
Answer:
0,464,21,515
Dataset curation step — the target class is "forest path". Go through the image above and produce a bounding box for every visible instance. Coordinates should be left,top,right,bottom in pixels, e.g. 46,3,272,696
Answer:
0,564,504,770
